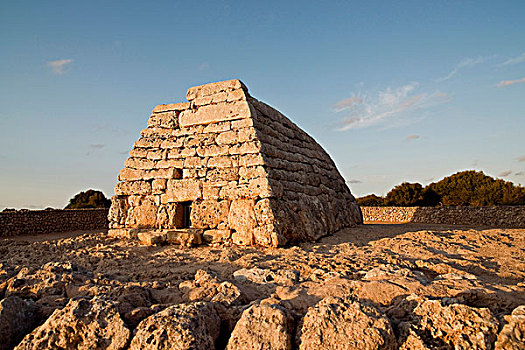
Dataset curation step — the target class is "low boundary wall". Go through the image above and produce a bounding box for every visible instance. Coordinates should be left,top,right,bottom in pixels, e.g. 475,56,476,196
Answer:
361,206,525,227
0,208,109,237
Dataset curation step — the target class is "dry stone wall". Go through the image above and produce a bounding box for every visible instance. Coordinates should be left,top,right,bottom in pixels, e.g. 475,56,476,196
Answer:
0,209,109,237
109,79,362,247
361,206,525,227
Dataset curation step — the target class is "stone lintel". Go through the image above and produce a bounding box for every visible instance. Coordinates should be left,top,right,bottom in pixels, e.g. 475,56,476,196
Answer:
186,79,248,101
153,103,190,114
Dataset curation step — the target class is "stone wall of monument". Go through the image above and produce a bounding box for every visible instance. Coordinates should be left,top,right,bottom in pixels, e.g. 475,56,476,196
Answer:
361,206,525,227
0,208,109,237
109,80,362,247
249,98,362,244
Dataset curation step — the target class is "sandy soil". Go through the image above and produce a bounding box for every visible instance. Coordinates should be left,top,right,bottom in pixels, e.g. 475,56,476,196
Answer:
2,223,524,318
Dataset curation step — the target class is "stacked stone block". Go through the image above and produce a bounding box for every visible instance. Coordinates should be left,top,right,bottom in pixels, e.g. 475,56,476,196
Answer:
109,79,362,247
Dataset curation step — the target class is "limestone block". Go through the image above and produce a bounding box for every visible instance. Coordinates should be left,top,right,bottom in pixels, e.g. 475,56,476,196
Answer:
207,167,239,182
152,178,167,192
152,102,189,113
203,229,232,244
216,130,238,145
180,101,251,127
229,199,257,246
118,168,144,181
202,183,221,199
207,156,233,168
134,137,161,149
108,228,139,239
147,149,164,160
180,147,197,157
138,231,166,245
184,156,206,169
125,197,158,228
231,118,254,129
186,79,247,100
147,111,178,129
191,200,230,229
166,229,203,247
239,166,267,180
237,127,257,142
155,159,181,169
161,138,183,149
129,148,148,158
196,144,229,157
108,196,129,226
203,121,231,133
163,179,201,203
239,153,265,167
124,157,155,170
254,198,275,225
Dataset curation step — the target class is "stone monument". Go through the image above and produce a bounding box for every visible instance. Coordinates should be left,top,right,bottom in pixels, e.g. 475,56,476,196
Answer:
108,79,362,247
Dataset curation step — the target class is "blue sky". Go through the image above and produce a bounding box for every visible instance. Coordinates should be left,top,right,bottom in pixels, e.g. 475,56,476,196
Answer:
1,0,524,209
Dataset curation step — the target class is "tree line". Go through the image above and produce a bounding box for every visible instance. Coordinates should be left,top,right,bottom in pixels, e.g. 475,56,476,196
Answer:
357,170,525,207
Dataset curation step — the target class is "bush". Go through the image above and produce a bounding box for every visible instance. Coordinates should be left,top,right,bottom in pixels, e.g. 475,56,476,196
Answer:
356,170,525,207
65,189,111,209
357,194,385,206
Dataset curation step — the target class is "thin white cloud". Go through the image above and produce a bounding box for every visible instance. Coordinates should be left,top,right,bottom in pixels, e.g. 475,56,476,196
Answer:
334,96,363,111
518,155,525,162
502,53,525,66
47,59,73,75
496,77,525,88
498,170,512,177
335,83,450,130
406,134,420,141
515,171,524,176
437,56,489,82
347,179,362,184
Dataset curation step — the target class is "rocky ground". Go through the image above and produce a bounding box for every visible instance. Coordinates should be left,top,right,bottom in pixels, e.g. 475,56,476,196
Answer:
1,223,524,349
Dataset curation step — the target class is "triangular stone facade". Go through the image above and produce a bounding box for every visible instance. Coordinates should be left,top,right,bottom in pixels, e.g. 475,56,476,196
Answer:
108,80,362,247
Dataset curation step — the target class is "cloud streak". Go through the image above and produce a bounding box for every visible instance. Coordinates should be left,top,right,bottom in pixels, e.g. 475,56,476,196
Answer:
406,134,420,141
518,155,525,162
437,56,488,82
347,179,362,184
47,59,73,75
496,77,525,88
335,83,450,130
498,170,512,177
502,53,525,66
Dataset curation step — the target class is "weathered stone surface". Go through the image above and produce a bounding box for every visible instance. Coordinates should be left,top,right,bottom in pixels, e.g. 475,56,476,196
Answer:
226,301,294,350
495,305,525,350
0,296,37,350
163,178,201,202
166,229,203,247
137,231,166,245
297,297,397,350
191,199,230,229
392,295,499,350
186,79,247,100
15,297,130,350
109,79,362,247
229,199,256,246
129,302,221,350
125,197,157,228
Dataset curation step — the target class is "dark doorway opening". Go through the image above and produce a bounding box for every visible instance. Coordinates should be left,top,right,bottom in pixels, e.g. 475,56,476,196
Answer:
181,201,192,228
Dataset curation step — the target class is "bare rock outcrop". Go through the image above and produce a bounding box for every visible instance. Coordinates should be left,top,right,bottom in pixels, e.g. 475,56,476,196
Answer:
495,305,525,350
390,294,499,350
226,300,294,350
297,296,397,350
0,296,37,350
129,301,221,350
15,297,130,350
